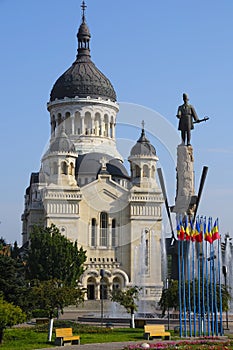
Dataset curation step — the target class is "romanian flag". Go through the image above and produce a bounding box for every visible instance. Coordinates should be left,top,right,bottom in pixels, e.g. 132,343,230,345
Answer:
177,217,185,240
190,219,195,241
185,216,191,241
176,219,181,240
212,218,220,241
180,220,185,241
191,217,198,242
195,217,203,243
204,217,213,244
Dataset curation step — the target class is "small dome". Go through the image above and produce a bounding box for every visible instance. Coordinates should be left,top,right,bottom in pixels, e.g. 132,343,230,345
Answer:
130,128,156,156
75,153,129,180
50,128,76,153
77,22,91,40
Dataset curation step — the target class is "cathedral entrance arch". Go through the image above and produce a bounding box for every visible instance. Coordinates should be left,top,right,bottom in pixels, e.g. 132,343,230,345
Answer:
87,277,96,300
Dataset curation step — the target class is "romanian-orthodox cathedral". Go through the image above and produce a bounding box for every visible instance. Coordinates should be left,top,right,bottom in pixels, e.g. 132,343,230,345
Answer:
21,2,164,305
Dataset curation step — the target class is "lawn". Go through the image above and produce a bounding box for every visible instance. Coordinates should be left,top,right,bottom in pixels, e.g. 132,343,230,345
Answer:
1,321,233,349
1,322,143,349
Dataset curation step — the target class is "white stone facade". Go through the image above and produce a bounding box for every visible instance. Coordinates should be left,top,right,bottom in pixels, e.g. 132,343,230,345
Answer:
21,5,164,306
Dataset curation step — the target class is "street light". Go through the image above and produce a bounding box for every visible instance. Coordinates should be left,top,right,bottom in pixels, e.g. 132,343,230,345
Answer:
222,265,229,330
166,278,170,330
100,269,105,326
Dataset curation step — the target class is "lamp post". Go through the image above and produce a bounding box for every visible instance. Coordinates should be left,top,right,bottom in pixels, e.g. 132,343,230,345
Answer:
222,265,228,330
166,278,170,330
100,269,105,326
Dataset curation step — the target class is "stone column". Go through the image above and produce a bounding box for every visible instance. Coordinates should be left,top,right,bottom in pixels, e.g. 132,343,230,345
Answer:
81,114,85,134
71,114,75,135
173,145,195,216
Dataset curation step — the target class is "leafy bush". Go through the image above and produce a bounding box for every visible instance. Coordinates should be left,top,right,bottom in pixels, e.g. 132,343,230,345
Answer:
32,309,49,318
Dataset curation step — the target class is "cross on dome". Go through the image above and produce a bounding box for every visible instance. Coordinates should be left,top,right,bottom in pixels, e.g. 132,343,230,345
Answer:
81,1,87,23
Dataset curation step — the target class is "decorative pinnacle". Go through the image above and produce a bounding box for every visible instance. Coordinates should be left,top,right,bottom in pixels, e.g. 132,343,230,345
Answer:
141,120,146,137
81,1,87,23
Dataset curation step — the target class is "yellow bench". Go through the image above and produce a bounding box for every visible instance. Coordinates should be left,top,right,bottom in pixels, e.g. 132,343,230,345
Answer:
55,328,80,346
144,324,171,340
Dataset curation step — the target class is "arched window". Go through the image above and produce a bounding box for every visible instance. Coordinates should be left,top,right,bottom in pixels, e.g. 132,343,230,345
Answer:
74,111,81,135
85,112,92,135
51,115,56,135
65,112,70,119
69,162,74,176
94,112,101,136
112,277,122,291
110,122,113,138
57,113,62,125
145,239,149,272
53,162,58,175
112,219,116,247
61,161,68,175
100,212,108,247
135,165,140,178
104,115,108,136
143,165,149,177
91,218,96,247
151,165,155,178
87,277,96,300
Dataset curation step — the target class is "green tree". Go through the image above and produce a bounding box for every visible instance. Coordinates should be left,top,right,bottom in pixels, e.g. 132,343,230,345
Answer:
27,279,85,341
110,286,141,328
0,296,26,344
24,225,87,341
25,224,86,286
158,280,179,316
0,253,27,309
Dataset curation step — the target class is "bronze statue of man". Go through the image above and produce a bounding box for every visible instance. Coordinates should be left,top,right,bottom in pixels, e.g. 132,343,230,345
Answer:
177,93,199,146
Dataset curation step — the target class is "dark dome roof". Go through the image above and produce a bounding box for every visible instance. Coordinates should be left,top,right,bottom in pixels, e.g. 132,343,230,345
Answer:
130,128,156,156
50,56,116,102
50,12,116,102
75,153,129,179
49,128,76,153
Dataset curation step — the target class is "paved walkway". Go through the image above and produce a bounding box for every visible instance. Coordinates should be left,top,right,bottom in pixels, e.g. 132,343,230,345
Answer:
35,336,231,350
36,340,150,350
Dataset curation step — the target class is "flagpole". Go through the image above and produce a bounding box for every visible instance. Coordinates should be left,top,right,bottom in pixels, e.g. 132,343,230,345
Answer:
192,239,196,337
187,239,192,337
210,241,214,335
206,239,210,335
197,241,201,335
178,239,182,337
213,240,218,335
202,231,206,335
205,217,210,336
218,235,223,335
182,239,187,337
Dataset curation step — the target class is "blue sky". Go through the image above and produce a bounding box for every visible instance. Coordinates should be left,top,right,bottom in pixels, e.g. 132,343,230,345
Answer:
0,0,232,244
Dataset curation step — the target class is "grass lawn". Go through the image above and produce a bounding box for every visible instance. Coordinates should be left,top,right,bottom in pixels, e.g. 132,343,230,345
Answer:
1,321,233,349
1,323,143,349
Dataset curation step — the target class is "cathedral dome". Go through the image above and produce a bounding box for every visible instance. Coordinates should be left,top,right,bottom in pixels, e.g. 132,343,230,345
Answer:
130,126,156,156
50,57,116,102
50,5,116,102
75,153,129,180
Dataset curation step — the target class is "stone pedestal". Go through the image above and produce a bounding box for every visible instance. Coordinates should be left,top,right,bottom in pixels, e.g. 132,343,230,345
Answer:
172,145,196,216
